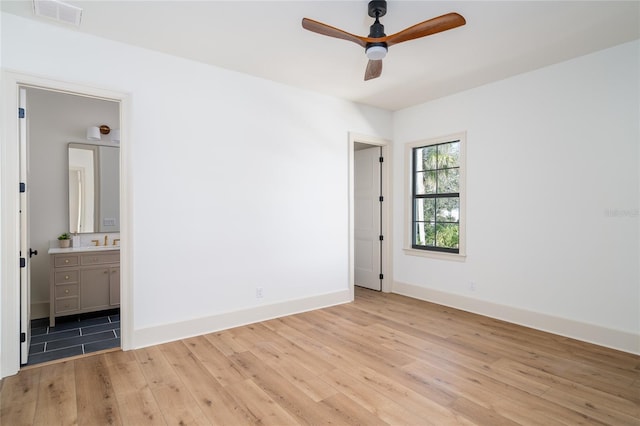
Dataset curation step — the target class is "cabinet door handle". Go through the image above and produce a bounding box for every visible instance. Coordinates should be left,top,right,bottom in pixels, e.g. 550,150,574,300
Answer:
104,270,109,274
65,275,70,280
65,289,69,294
64,259,70,264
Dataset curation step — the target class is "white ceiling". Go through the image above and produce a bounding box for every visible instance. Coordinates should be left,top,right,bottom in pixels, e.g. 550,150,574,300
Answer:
2,1,639,111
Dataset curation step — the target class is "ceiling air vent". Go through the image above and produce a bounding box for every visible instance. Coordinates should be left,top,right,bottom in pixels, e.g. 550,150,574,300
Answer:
33,0,82,26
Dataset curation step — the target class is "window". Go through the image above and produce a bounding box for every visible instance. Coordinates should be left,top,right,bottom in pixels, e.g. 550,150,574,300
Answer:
406,133,466,259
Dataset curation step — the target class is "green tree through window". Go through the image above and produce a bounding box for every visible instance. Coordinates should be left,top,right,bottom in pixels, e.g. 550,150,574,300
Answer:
412,139,460,253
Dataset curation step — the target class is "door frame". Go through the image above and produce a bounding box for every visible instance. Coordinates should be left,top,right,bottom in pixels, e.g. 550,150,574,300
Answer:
18,86,31,364
1,71,132,378
348,132,392,300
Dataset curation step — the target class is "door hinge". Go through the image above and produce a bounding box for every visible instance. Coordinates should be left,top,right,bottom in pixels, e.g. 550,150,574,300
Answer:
20,257,26,268
379,273,384,280
19,182,26,193
379,195,384,202
379,235,384,241
18,108,25,119
20,332,26,343
379,156,384,163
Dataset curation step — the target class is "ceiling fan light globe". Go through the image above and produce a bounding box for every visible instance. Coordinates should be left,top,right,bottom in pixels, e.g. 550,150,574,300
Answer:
366,45,387,60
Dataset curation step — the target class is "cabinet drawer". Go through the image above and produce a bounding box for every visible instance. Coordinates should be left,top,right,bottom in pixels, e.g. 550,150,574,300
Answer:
55,297,79,314
54,270,79,284
55,283,79,298
54,255,79,267
81,253,119,265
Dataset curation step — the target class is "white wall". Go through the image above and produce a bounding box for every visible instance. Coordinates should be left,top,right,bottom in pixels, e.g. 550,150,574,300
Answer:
392,40,640,353
1,11,391,367
27,88,119,317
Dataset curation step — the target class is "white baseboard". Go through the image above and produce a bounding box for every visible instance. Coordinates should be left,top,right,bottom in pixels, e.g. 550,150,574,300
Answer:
133,289,352,349
393,281,639,355
30,302,49,320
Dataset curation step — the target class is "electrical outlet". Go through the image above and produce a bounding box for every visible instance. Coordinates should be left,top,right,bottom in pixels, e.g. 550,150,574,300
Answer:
256,287,264,298
469,281,477,292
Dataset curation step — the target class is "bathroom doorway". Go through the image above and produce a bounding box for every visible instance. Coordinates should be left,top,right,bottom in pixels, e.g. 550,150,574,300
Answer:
0,72,130,374
22,87,122,366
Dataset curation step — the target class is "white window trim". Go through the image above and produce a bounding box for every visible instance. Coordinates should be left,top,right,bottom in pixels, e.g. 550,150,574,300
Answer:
403,131,467,261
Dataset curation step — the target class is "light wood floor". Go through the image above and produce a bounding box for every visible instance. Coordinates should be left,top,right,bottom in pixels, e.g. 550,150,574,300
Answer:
2,288,639,425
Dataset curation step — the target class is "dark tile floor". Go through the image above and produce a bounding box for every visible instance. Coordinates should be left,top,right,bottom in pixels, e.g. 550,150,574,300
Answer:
26,308,120,366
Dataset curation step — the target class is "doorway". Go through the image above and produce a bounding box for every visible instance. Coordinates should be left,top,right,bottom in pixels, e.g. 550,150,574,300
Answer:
1,71,130,377
23,87,121,366
354,144,382,291
349,133,391,296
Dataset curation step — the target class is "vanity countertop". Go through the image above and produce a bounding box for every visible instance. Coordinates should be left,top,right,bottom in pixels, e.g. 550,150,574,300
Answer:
48,246,120,255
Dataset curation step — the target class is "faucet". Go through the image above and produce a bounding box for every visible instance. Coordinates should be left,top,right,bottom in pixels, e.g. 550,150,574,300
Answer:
91,239,100,246
104,235,109,246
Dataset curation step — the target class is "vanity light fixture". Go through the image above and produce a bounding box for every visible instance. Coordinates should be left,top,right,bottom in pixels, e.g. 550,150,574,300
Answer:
110,129,120,143
86,125,112,141
86,126,100,141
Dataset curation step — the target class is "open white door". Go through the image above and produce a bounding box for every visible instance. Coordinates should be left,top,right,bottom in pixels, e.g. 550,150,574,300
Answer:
19,87,32,364
354,146,382,291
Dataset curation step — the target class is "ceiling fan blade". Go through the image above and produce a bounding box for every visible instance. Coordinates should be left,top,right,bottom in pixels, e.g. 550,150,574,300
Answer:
364,60,383,81
385,12,466,47
302,18,367,48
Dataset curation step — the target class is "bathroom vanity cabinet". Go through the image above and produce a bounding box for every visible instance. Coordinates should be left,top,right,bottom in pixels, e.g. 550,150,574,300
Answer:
49,248,120,327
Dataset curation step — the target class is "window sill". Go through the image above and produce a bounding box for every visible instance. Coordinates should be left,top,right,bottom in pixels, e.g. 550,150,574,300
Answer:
403,247,467,262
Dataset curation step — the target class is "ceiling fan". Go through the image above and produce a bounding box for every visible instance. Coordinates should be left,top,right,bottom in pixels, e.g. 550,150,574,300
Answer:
302,1,466,81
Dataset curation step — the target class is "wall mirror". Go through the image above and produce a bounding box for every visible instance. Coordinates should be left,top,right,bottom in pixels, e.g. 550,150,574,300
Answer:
68,143,119,234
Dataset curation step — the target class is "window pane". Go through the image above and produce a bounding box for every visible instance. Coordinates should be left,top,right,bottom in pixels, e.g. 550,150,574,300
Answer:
436,197,459,223
414,222,435,246
416,146,437,171
437,141,460,168
436,223,459,249
437,168,459,193
414,148,423,172
415,171,436,195
414,198,435,223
